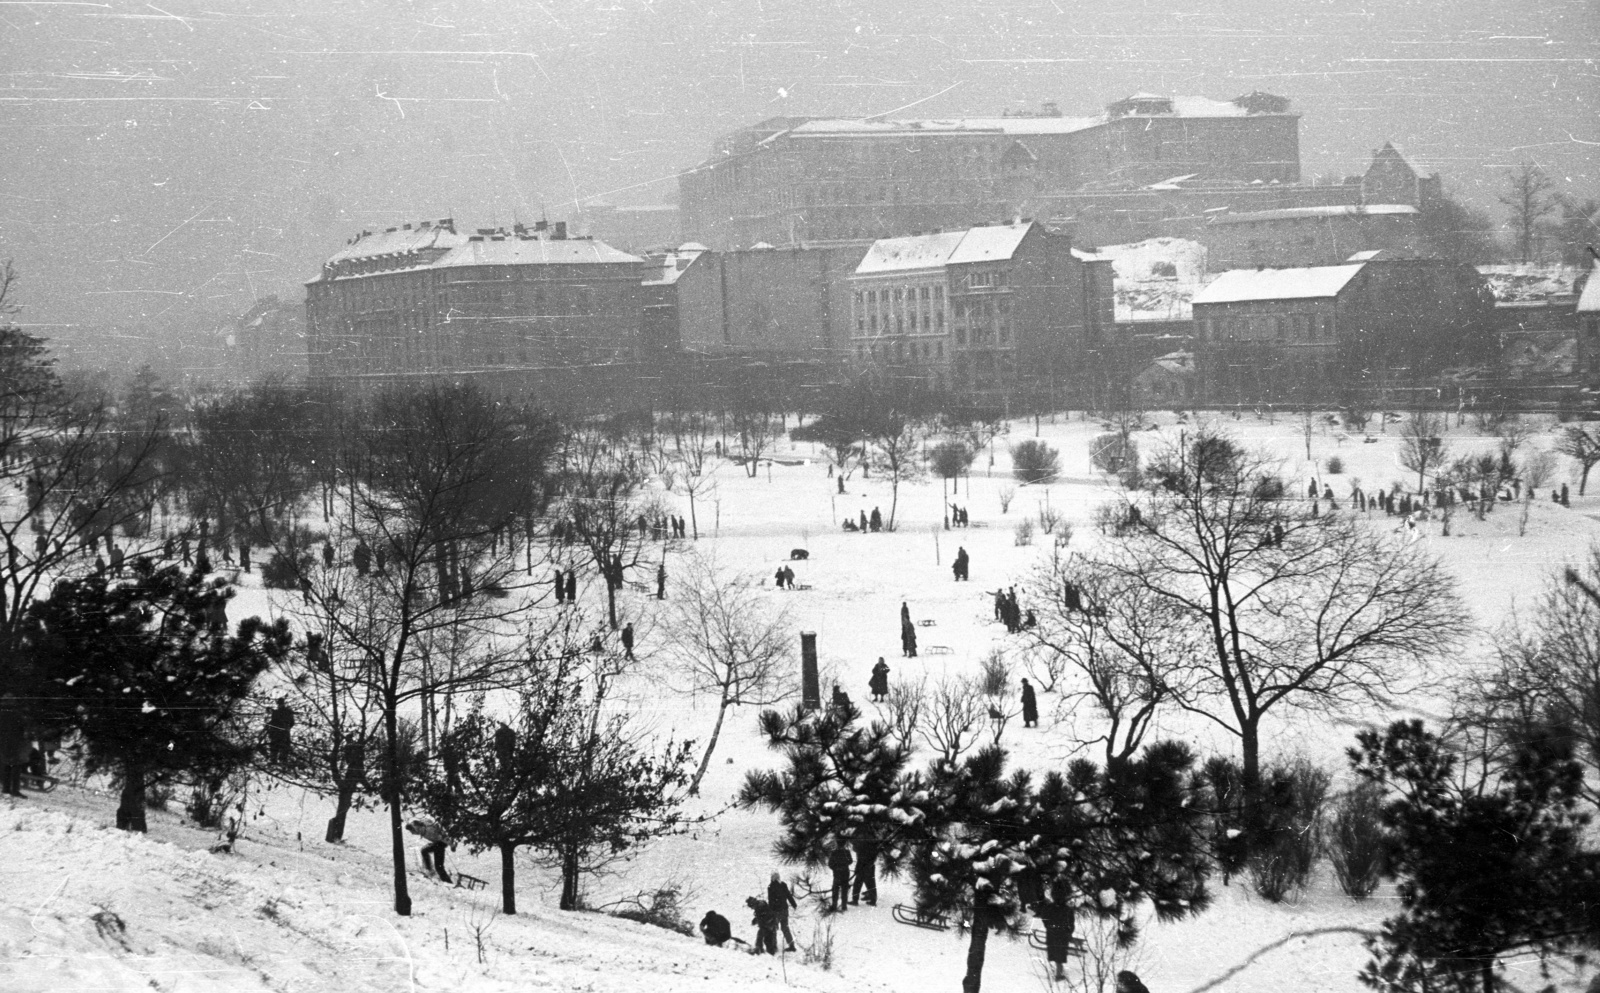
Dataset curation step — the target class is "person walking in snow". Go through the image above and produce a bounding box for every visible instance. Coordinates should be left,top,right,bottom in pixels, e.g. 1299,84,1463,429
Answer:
870,507,882,532
869,658,890,702
265,697,295,764
828,843,853,912
1021,678,1039,728
621,622,635,660
1035,884,1078,982
322,541,334,569
768,872,798,951
405,816,452,883
352,540,371,576
850,836,879,906
746,896,778,955
657,561,667,600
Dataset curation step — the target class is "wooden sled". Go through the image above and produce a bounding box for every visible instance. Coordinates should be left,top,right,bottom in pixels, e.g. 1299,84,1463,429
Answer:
892,903,950,931
1028,930,1087,957
20,773,57,793
454,873,488,892
916,618,936,627
923,645,954,656
793,583,814,591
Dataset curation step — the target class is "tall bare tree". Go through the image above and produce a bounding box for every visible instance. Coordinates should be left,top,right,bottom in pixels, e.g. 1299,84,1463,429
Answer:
306,381,558,916
1499,162,1559,264
1398,410,1450,494
1093,431,1466,819
556,426,649,629
662,553,795,794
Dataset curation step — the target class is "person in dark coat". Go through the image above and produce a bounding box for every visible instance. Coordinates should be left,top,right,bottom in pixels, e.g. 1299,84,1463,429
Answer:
565,570,577,603
405,815,452,882
109,544,124,577
1021,678,1039,728
238,540,251,574
322,541,334,569
621,622,635,660
831,683,851,713
869,507,882,532
1036,883,1077,981
179,535,191,566
953,546,969,582
850,837,879,906
746,896,778,954
554,568,566,604
1116,971,1151,993
859,510,869,533
0,693,28,796
352,540,371,576
768,872,798,951
827,843,853,911
657,562,667,600
700,910,732,947
869,658,890,702
266,697,295,764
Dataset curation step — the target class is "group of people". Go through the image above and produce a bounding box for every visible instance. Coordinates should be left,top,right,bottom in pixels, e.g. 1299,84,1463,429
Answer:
843,507,886,533
899,602,918,658
947,503,971,527
699,872,800,954
991,587,1034,633
637,512,688,541
772,564,798,589
0,692,54,798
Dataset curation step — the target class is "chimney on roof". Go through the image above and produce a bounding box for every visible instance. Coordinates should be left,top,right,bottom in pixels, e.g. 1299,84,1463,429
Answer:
403,222,412,230
1042,100,1060,117
535,220,549,233
553,221,568,240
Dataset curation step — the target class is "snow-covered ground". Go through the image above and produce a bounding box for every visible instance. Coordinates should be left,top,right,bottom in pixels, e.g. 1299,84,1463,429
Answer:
5,410,1600,993
1096,238,1209,322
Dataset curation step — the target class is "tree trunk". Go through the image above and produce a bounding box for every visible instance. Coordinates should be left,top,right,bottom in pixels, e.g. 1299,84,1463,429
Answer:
385,707,413,916
500,842,518,914
116,765,147,833
888,479,900,532
689,695,731,795
326,784,355,843
605,569,619,630
559,847,580,910
1581,464,1591,496
962,906,992,993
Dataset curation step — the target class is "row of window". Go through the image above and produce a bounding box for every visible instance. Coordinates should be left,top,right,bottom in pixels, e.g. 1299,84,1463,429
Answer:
1201,312,1331,342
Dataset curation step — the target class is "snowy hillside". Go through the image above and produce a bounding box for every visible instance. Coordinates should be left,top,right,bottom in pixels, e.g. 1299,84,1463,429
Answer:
5,410,1600,993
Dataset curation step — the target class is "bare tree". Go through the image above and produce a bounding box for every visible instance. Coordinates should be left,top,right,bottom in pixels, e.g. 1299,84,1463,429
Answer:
1453,546,1600,813
1398,410,1450,494
1556,424,1600,496
1,263,165,685
1499,162,1559,263
1026,550,1196,765
664,410,720,540
726,386,780,479
1095,431,1466,817
662,553,796,793
917,676,987,766
309,382,558,916
557,426,650,630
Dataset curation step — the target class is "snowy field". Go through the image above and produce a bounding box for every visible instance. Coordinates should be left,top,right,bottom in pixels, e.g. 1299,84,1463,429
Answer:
5,409,1600,993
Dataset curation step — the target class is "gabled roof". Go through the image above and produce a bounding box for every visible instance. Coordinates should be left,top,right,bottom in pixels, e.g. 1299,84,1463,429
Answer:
1578,263,1600,314
1371,141,1436,179
1192,264,1366,305
854,222,1034,275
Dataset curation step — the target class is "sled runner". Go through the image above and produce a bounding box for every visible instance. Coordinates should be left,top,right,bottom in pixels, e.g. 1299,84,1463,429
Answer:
922,645,954,656
20,773,57,793
453,873,487,892
892,903,950,931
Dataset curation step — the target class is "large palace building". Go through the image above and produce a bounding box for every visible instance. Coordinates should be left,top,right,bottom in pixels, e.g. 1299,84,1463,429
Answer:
680,91,1311,249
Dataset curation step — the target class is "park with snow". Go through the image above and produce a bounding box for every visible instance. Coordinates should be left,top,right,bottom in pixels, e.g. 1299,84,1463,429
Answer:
4,405,1600,993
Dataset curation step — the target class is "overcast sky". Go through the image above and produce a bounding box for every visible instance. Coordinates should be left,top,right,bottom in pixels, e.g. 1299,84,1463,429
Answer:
2,0,1596,347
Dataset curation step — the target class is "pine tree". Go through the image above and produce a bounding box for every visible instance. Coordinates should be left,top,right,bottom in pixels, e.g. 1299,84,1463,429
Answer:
421,654,695,913
1351,720,1600,992
24,558,290,831
741,704,1211,993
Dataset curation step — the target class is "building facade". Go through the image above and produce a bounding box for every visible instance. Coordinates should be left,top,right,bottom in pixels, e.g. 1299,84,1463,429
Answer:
847,221,1113,399
1202,205,1424,271
304,219,644,387
681,92,1305,250
1192,257,1496,404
